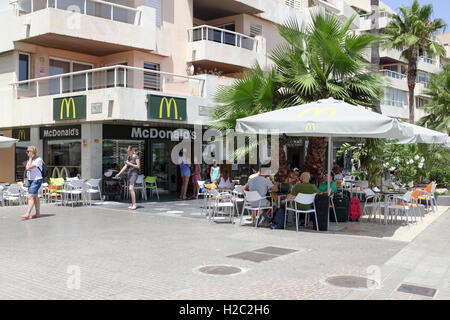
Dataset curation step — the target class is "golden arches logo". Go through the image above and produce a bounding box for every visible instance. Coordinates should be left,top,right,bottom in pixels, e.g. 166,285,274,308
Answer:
60,97,76,120
159,97,178,120
18,129,26,140
298,107,336,118
305,123,316,132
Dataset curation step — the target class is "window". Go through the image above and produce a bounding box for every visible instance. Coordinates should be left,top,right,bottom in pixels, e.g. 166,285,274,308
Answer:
417,72,430,87
415,97,428,109
18,53,30,86
249,24,262,37
212,23,236,46
144,62,161,91
285,0,302,10
145,0,162,27
49,58,94,94
383,88,405,107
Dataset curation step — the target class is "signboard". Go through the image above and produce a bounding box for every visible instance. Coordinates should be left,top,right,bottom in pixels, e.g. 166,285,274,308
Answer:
40,125,82,140
147,94,187,121
53,95,87,121
12,128,31,141
103,125,198,141
91,102,102,114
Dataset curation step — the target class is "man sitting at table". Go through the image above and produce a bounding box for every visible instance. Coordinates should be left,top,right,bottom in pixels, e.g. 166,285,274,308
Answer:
244,166,278,225
286,171,317,225
317,173,338,195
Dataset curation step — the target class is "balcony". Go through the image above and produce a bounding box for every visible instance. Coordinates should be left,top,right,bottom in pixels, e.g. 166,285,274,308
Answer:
379,69,408,91
418,56,440,74
187,25,267,73
6,0,156,55
5,65,209,127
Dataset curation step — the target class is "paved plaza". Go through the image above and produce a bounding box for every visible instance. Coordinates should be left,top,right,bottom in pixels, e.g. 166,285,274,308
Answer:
0,200,449,300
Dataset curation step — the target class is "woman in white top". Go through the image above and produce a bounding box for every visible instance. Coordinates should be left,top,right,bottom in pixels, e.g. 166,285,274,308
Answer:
21,145,43,220
218,169,233,189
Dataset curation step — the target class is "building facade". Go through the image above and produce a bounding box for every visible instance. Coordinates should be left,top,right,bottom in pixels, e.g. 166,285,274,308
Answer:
0,0,447,186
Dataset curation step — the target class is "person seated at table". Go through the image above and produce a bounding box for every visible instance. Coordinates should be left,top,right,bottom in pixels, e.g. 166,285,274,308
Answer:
244,166,278,206
218,169,234,189
317,173,338,195
286,172,317,203
248,168,259,180
332,165,343,183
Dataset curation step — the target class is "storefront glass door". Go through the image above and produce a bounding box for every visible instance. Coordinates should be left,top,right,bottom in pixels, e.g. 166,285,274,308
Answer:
150,141,178,194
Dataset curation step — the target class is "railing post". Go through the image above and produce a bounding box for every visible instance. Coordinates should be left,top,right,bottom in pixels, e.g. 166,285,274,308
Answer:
36,81,39,97
114,68,117,87
221,30,224,44
31,0,34,13
55,0,58,9
46,0,49,9
59,77,62,94
84,0,87,14
162,75,166,92
124,69,127,88
201,27,204,41
85,72,89,91
111,4,113,21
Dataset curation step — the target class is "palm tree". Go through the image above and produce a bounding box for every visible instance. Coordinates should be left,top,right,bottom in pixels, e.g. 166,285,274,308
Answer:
370,0,382,114
418,63,450,134
212,13,384,178
383,0,446,124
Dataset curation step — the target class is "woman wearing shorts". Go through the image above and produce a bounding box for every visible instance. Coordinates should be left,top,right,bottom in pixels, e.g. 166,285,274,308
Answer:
21,146,43,220
189,156,201,199
116,146,140,210
179,150,191,200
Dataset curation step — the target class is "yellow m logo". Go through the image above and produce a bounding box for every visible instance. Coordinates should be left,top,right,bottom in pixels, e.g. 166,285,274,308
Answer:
60,98,76,120
18,129,26,140
159,97,178,120
298,107,336,118
305,123,316,132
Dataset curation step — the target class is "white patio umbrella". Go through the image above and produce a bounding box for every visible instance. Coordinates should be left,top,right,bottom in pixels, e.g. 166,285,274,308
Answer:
396,121,449,144
0,136,17,148
235,98,414,193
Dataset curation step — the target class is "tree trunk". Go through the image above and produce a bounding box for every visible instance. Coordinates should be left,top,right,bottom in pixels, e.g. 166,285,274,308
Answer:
408,48,418,124
276,144,290,183
370,0,381,114
303,137,327,179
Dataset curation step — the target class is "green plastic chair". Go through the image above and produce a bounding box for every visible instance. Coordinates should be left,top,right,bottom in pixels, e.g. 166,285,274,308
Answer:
144,176,159,200
48,178,65,204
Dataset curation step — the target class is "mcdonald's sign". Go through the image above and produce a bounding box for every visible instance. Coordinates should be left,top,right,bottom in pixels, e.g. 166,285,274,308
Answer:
305,123,316,132
148,94,186,121
12,128,30,141
53,95,86,121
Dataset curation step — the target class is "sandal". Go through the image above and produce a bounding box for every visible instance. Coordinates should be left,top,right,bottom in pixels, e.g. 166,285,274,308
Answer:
32,214,41,219
20,215,31,220
129,206,137,210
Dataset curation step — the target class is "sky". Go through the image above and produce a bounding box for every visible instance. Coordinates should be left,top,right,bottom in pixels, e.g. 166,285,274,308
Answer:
381,0,450,31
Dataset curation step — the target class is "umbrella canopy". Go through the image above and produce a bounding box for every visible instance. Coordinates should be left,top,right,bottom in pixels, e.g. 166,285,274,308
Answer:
236,98,413,140
396,122,449,144
0,136,17,149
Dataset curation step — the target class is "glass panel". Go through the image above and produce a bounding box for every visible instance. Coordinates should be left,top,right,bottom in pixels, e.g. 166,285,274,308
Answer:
49,59,70,94
144,62,160,90
102,140,145,176
73,63,92,92
18,54,29,87
45,139,82,178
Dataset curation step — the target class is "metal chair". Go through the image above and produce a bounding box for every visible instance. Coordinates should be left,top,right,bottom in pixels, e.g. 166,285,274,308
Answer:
387,191,416,226
232,185,245,217
417,181,437,213
285,193,318,232
84,178,103,205
0,186,5,206
196,180,207,200
65,180,85,207
362,189,382,222
134,175,146,201
240,191,274,228
4,184,25,206
144,176,159,200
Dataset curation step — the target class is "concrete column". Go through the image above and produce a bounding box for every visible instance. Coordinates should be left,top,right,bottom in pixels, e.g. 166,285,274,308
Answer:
30,127,43,158
81,123,102,180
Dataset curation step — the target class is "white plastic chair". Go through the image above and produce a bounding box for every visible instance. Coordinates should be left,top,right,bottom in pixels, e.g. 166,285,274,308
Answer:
387,191,417,226
84,178,102,205
209,189,234,223
362,189,382,222
418,181,437,213
285,193,318,232
4,184,24,206
134,175,146,201
240,190,273,228
232,185,245,216
0,186,5,206
65,180,85,207
196,180,207,200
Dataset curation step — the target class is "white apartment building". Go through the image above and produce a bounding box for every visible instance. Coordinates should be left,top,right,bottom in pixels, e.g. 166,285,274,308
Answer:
0,0,446,188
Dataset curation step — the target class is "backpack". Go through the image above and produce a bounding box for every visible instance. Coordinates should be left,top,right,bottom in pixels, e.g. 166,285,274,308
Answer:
349,198,361,221
270,208,286,229
38,159,49,179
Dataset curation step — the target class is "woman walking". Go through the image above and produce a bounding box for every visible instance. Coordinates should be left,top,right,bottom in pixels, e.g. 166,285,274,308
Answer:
179,150,191,200
115,146,140,210
21,146,43,220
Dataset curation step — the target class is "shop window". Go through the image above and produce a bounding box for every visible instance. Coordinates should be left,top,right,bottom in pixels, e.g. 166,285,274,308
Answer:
18,53,30,86
102,140,145,175
44,139,82,178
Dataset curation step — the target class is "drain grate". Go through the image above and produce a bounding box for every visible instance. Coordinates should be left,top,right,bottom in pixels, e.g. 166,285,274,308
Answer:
253,246,298,256
326,276,378,289
227,246,298,263
198,265,242,276
397,283,437,298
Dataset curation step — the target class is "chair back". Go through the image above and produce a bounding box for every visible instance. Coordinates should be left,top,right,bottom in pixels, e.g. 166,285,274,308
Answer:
50,178,65,186
430,181,436,194
144,176,157,184
87,178,101,188
411,189,420,199
424,182,433,193
244,190,264,202
294,193,316,205
364,188,375,197
356,181,369,189
7,184,22,195
69,180,84,189
66,177,79,182
234,185,244,195
401,191,413,202
197,180,205,188
136,175,145,184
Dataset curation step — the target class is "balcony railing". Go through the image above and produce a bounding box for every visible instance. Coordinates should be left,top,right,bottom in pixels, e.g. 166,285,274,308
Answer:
187,25,256,51
11,65,206,98
380,69,406,80
10,0,142,25
419,56,436,65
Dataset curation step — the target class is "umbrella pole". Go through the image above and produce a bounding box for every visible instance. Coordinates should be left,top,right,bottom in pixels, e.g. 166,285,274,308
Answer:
327,136,332,195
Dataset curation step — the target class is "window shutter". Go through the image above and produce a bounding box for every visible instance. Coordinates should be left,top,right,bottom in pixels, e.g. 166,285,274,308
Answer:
249,24,262,37
285,0,301,10
145,0,162,27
